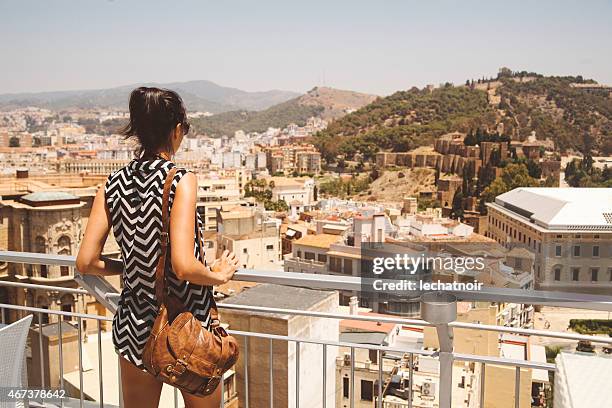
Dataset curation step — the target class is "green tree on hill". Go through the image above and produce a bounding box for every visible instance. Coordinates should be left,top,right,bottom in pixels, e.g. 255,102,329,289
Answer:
482,163,538,202
451,188,464,220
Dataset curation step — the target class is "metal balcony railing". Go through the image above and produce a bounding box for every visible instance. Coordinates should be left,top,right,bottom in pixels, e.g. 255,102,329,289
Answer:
1,251,612,408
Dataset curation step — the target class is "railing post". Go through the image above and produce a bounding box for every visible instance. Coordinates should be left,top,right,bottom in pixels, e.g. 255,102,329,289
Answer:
118,356,124,408
408,353,414,408
421,293,457,408
438,351,454,408
38,312,45,390
515,366,521,408
270,339,274,408
322,344,327,408
244,336,249,408
77,317,84,408
350,347,355,408
295,341,300,408
97,320,104,408
58,319,64,408
480,363,486,407
377,350,383,408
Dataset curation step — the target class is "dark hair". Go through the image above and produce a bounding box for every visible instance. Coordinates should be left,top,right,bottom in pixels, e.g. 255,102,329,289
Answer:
121,87,190,158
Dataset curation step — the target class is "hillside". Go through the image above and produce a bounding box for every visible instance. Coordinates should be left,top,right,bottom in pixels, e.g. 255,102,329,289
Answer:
191,86,377,136
314,72,612,161
0,80,299,113
495,76,611,154
359,168,436,201
314,85,496,161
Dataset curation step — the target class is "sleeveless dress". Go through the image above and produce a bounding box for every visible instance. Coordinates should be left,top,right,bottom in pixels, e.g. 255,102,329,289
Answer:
105,157,213,369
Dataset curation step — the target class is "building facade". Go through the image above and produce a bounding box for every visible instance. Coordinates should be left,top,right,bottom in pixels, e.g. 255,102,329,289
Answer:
486,188,612,294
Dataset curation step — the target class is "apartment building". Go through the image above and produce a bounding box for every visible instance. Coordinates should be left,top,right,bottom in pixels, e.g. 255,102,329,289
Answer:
216,206,281,269
196,174,256,231
486,188,612,294
269,176,316,215
265,143,321,175
220,284,339,408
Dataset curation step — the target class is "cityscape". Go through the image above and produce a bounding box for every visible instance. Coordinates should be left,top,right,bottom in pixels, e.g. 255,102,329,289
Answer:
0,2,611,408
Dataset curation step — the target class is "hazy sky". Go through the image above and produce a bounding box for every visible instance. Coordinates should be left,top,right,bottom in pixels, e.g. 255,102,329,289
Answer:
1,0,611,96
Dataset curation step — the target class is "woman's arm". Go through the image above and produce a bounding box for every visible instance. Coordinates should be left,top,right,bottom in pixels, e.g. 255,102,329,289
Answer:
76,185,123,276
170,172,239,286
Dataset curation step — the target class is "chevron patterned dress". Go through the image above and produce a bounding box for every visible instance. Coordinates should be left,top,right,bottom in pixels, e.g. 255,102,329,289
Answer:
105,157,213,369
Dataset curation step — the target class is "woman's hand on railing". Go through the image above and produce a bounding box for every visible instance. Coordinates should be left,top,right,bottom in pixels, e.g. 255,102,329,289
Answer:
209,250,240,284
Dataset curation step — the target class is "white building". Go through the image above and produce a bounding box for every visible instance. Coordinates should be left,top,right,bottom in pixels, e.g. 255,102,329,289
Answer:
269,177,316,216
486,188,612,294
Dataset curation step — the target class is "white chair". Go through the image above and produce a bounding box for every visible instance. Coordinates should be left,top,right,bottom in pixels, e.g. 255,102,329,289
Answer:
0,315,33,408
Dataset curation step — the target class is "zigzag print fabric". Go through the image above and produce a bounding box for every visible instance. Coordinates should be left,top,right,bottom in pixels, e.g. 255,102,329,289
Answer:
105,157,212,369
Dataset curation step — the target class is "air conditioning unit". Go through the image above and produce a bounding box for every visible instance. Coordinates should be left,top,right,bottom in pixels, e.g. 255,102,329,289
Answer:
421,380,436,398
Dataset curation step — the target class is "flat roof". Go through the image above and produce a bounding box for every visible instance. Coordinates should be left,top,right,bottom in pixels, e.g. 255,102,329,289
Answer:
220,283,334,319
340,331,388,346
492,187,612,231
340,311,398,334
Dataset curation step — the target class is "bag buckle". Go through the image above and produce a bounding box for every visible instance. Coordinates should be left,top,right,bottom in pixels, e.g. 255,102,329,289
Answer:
203,376,221,394
166,359,187,377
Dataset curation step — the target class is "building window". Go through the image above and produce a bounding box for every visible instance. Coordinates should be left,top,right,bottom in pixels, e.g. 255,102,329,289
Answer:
304,252,315,260
360,380,373,401
592,246,599,257
61,303,73,321
343,259,353,275
266,244,274,250
591,268,599,282
330,257,342,273
57,235,71,254
573,245,581,257
343,377,350,399
243,248,248,254
554,267,561,281
317,254,327,263
572,268,580,281
555,245,562,257
297,250,302,258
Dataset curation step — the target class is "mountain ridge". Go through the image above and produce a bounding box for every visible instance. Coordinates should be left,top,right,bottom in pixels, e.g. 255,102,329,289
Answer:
191,86,378,136
0,80,300,113
313,72,612,160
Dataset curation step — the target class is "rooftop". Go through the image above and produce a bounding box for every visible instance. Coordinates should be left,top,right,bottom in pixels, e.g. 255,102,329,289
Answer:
293,233,341,249
21,191,80,202
219,283,334,319
492,187,612,230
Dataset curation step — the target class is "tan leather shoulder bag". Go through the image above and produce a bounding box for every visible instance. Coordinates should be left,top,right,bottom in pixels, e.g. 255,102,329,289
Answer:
142,167,240,396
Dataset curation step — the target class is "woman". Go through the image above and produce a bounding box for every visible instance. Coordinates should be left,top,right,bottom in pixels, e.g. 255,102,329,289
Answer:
76,87,239,408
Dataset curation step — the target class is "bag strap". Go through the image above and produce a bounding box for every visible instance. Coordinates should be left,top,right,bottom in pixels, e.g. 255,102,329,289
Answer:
155,167,177,307
155,166,222,328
